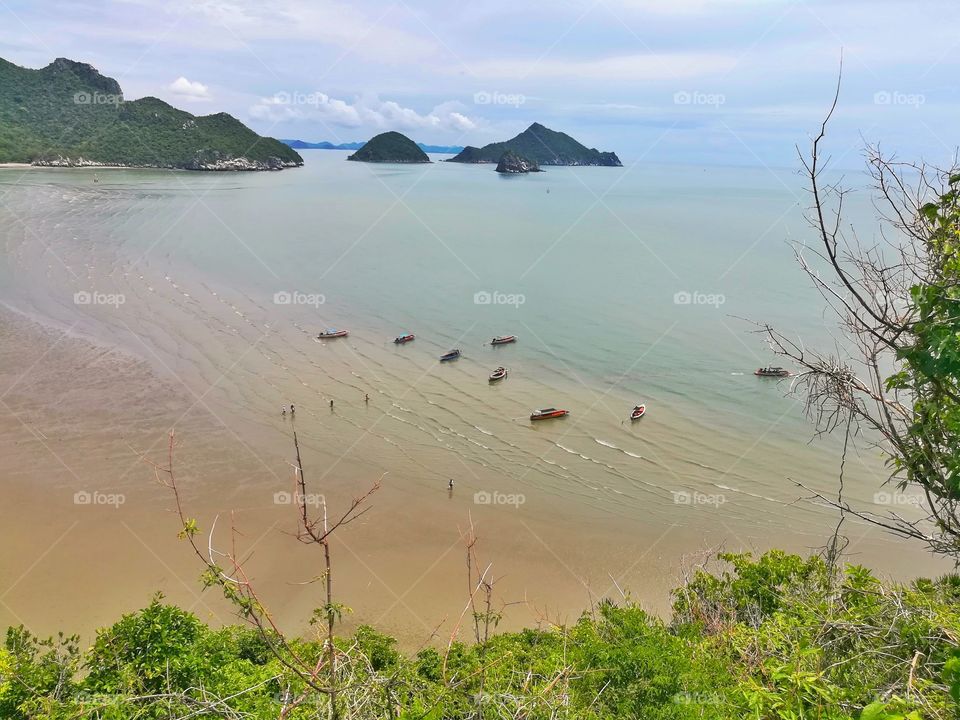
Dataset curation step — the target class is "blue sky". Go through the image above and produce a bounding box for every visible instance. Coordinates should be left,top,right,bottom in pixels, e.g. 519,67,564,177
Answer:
2,0,958,166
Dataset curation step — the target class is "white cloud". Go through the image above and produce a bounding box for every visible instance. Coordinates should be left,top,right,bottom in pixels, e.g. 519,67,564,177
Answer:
178,0,436,63
465,52,739,81
249,92,477,134
169,76,211,101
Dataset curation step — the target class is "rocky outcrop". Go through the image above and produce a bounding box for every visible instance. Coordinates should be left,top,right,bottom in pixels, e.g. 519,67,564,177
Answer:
48,58,123,97
495,150,541,174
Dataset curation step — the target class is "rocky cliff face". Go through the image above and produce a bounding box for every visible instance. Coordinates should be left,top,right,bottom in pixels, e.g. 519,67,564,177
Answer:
495,150,541,174
47,58,123,97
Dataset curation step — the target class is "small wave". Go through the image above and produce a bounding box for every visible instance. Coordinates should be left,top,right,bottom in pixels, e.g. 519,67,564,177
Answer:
716,483,783,504
556,443,589,460
474,425,494,436
594,438,618,449
623,450,643,459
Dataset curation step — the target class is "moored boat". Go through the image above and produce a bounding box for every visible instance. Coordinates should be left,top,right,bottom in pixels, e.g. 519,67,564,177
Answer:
394,333,415,344
755,366,790,377
489,366,507,382
530,407,569,421
317,329,349,339
440,349,461,362
630,404,646,421
491,335,517,345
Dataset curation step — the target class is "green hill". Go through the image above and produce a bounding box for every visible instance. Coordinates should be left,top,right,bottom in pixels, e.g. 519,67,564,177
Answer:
346,131,431,163
450,122,621,166
0,57,302,170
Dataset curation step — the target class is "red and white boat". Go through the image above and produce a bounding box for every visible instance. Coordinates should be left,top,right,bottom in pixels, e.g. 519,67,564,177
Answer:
491,335,517,345
394,333,415,344
317,329,348,339
530,407,569,421
630,404,646,421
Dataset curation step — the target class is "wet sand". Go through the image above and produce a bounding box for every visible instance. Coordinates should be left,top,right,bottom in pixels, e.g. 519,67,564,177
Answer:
0,306,947,648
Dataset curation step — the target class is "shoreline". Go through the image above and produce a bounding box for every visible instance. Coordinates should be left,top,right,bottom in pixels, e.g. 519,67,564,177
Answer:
0,162,303,171
0,163,176,171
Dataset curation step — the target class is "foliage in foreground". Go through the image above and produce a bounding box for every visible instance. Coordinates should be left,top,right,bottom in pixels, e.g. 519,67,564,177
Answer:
1,551,958,719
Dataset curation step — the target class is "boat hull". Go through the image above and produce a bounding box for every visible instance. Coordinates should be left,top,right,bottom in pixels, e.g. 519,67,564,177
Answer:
530,410,569,421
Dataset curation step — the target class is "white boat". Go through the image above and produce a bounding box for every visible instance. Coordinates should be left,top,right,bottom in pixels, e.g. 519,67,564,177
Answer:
489,366,507,382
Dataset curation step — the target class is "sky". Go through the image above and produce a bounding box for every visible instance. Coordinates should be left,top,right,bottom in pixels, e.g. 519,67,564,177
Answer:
2,0,958,167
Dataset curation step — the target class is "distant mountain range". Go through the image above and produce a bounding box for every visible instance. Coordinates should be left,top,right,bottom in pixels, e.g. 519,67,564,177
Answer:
0,57,302,170
450,123,621,167
282,139,465,154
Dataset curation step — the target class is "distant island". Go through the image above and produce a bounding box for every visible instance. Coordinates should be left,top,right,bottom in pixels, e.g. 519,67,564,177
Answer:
495,150,541,174
283,139,464,154
0,57,302,171
346,131,431,164
450,122,621,167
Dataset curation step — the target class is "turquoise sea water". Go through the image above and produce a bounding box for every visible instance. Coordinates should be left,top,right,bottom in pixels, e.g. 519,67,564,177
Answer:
0,152,910,546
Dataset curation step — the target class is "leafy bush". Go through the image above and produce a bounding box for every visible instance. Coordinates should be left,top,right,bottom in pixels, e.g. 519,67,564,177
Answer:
1,551,956,719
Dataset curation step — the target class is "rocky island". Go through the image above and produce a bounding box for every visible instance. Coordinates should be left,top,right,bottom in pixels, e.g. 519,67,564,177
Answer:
450,122,621,167
495,150,541,174
346,132,431,163
0,57,302,170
